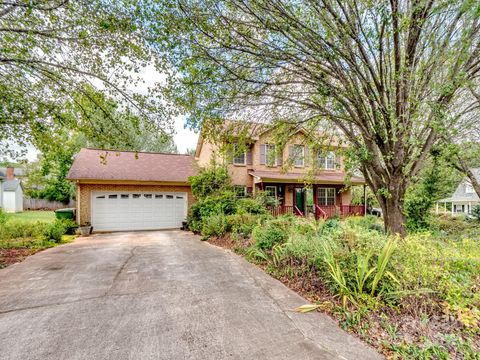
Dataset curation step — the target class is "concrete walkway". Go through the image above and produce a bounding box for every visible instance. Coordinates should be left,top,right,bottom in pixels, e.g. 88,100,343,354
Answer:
0,231,382,360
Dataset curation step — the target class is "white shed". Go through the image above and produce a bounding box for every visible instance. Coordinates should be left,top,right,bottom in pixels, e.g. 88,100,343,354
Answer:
3,179,23,213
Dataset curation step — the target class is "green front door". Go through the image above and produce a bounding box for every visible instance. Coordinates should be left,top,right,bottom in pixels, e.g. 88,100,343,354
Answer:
295,188,305,213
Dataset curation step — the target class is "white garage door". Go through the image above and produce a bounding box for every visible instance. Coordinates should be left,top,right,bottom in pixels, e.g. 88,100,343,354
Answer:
91,192,187,231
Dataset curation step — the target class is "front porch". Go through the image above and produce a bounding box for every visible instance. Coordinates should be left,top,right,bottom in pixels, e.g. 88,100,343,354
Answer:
249,169,366,220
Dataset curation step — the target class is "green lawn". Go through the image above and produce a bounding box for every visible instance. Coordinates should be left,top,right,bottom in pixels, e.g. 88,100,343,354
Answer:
5,211,56,223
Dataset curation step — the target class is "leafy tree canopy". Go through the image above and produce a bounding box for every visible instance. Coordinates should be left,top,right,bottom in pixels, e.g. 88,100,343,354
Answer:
0,0,171,156
149,0,480,235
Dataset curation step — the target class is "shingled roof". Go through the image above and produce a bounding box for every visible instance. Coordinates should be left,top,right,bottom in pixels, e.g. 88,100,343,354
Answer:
67,148,198,183
249,170,365,185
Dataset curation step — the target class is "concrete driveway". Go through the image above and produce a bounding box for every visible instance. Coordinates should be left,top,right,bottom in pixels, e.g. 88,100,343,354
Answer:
0,231,381,360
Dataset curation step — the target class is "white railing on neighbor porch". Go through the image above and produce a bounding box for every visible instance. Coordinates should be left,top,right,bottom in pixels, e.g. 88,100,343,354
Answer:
23,198,76,211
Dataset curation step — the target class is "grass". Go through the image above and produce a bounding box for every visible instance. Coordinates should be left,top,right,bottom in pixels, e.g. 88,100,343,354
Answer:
0,211,77,268
5,211,56,223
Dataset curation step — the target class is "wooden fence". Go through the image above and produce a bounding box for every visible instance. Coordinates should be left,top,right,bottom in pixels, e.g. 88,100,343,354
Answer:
23,198,76,211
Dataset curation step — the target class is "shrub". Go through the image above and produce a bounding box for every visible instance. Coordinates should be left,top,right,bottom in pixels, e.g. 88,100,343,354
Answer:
226,213,264,238
0,220,48,241
201,214,230,240
0,208,6,225
188,165,231,200
58,219,78,235
236,197,268,215
41,220,66,243
252,221,288,249
471,205,480,220
187,192,237,233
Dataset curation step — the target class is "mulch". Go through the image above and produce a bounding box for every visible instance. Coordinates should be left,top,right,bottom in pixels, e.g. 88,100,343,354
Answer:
0,248,42,269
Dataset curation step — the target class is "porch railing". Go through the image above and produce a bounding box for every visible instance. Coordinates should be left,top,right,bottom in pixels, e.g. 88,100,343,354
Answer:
267,205,304,217
269,204,365,219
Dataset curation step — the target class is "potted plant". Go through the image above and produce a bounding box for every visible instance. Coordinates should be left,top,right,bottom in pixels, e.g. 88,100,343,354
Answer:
79,222,92,236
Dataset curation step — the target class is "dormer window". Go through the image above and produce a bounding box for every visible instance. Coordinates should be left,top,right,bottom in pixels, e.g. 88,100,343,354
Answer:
233,143,246,165
317,151,336,170
465,183,475,194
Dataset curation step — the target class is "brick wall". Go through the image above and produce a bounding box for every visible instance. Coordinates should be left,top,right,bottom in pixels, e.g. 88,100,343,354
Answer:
76,183,194,225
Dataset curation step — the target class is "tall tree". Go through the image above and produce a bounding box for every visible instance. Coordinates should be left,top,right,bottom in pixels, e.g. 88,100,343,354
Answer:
0,0,170,155
151,0,480,235
24,90,177,203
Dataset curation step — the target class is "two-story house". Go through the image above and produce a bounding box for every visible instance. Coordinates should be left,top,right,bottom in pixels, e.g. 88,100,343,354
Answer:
67,122,365,232
195,122,365,218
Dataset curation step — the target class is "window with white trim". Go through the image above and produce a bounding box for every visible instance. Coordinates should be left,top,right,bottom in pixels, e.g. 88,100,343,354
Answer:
317,188,336,205
265,144,276,166
233,143,246,165
233,185,247,198
317,151,336,170
265,185,277,198
293,145,305,167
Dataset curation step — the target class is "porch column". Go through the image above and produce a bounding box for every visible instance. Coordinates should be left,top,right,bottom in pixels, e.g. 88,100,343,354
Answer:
451,203,454,215
468,202,471,214
436,202,439,214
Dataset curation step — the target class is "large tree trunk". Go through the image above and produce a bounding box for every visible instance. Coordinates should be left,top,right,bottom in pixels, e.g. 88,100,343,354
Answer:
380,197,407,237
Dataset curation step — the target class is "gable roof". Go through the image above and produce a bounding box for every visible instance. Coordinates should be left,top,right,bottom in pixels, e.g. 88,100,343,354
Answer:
439,168,480,202
3,179,22,192
67,148,198,183
195,120,345,158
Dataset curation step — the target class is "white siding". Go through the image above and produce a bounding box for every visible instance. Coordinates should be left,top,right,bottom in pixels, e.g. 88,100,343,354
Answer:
3,187,23,213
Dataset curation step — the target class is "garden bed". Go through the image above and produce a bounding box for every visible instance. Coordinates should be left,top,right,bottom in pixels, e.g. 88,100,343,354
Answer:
0,210,78,269
206,216,480,359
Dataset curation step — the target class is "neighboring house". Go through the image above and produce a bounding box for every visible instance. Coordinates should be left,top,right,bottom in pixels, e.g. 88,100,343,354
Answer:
195,122,365,218
68,123,365,232
67,149,197,231
436,169,480,215
0,167,24,212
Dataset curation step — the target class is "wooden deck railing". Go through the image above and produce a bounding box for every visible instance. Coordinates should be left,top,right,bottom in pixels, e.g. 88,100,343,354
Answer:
269,205,365,219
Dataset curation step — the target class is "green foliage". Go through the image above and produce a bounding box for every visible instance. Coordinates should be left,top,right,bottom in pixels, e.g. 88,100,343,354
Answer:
236,198,268,215
0,220,48,242
226,213,263,238
404,157,452,231
42,221,67,243
188,165,231,200
201,214,230,240
252,221,288,250
187,192,238,233
0,209,6,226
471,205,480,220
1,2,167,156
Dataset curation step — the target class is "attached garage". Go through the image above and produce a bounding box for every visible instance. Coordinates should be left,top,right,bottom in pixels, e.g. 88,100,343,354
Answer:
67,148,197,232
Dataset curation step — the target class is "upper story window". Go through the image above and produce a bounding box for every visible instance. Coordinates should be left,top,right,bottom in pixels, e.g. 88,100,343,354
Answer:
293,145,305,167
260,143,276,166
317,151,336,170
233,143,246,165
465,183,475,194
